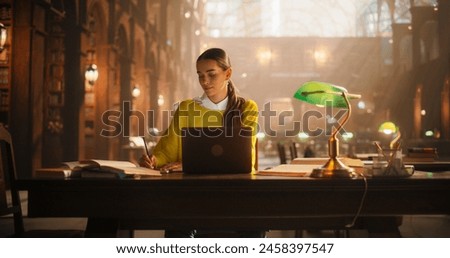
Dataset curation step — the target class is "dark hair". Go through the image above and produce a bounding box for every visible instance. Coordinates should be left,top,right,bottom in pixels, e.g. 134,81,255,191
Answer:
197,48,246,127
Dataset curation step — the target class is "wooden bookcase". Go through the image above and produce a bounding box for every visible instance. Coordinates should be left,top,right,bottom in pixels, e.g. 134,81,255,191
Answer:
45,14,65,134
0,1,11,127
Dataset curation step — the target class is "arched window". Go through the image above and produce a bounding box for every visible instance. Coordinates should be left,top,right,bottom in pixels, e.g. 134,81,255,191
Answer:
394,0,412,23
206,0,395,37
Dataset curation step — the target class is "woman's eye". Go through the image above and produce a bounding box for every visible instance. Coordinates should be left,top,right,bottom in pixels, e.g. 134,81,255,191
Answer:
197,72,217,80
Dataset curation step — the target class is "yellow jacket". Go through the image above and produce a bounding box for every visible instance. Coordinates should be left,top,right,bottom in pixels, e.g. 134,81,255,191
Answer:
152,99,259,170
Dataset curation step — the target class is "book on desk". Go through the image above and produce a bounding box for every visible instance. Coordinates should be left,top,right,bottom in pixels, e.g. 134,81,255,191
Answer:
256,164,317,177
256,157,365,177
35,159,162,178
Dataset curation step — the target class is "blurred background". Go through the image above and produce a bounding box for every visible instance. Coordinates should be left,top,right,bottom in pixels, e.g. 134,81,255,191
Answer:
2,0,449,177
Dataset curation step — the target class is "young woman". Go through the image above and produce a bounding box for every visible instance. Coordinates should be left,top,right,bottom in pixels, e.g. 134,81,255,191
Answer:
140,48,263,238
140,48,259,173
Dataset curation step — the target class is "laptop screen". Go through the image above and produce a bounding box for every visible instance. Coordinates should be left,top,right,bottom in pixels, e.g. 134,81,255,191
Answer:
181,127,253,174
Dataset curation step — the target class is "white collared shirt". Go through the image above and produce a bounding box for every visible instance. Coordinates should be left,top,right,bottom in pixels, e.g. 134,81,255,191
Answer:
193,94,228,111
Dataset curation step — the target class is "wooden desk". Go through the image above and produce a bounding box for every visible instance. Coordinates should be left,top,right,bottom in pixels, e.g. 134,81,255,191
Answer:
16,171,450,236
404,161,450,172
359,157,450,172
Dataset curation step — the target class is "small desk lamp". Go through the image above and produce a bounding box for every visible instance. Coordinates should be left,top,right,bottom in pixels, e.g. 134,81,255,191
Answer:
378,121,401,149
293,81,361,178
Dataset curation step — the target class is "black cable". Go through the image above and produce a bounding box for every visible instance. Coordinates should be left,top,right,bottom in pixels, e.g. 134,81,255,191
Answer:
345,171,368,228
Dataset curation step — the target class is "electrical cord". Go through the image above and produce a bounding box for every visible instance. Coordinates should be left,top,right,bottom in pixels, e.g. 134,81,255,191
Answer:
345,171,368,228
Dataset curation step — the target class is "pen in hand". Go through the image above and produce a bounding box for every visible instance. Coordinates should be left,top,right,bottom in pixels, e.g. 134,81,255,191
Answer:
142,136,150,157
141,137,157,169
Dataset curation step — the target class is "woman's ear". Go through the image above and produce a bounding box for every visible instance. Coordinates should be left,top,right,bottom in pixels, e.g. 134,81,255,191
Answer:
226,67,232,80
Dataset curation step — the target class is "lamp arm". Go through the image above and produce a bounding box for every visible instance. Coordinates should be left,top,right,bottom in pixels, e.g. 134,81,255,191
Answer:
331,91,351,140
303,91,361,100
326,91,361,99
389,130,401,149
326,92,351,160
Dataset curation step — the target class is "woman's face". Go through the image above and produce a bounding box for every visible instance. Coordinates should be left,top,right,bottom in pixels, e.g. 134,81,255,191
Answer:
196,59,231,103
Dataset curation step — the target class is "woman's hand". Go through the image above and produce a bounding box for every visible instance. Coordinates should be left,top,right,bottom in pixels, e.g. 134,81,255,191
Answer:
139,154,157,169
140,155,181,173
159,162,182,173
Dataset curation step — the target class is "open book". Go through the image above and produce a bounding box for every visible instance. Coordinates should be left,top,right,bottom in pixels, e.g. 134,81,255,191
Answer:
36,159,161,178
257,164,318,177
256,157,365,177
291,157,365,174
290,157,364,167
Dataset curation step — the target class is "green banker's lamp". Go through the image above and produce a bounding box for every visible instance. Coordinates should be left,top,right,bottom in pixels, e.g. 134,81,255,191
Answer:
294,81,361,178
378,121,401,149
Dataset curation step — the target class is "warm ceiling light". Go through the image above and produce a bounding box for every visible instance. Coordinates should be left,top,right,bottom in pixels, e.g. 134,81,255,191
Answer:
0,23,7,51
157,95,165,106
257,48,273,65
85,64,99,85
132,85,141,98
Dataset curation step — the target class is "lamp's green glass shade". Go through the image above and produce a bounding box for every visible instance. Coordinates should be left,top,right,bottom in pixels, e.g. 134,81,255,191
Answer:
293,81,359,108
378,121,398,135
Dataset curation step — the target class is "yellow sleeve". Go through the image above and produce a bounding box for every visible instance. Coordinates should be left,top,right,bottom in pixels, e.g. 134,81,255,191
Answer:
241,99,259,172
152,100,203,167
152,107,182,167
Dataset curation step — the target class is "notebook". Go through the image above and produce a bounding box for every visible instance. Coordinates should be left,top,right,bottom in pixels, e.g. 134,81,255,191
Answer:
181,127,253,174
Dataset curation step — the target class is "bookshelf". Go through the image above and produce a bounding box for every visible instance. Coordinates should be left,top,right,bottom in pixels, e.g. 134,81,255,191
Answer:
45,13,65,134
0,1,11,126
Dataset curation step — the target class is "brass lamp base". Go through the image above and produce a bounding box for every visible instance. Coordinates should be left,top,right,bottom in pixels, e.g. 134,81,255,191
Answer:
310,157,356,178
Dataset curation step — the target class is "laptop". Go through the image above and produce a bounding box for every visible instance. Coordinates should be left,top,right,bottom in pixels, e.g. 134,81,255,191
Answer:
181,127,253,174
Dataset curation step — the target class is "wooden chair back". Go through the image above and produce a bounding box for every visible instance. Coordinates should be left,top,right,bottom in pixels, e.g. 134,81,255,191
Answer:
0,124,25,236
0,124,85,237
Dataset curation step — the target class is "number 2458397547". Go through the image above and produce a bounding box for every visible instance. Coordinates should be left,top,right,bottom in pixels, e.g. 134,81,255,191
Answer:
258,243,334,254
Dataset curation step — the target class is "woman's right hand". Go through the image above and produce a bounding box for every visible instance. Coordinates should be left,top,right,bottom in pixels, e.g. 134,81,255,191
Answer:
139,154,157,169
